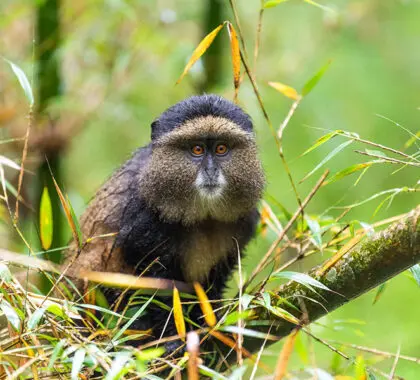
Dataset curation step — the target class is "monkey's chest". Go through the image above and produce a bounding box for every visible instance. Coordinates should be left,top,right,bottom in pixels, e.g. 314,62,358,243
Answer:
180,226,236,283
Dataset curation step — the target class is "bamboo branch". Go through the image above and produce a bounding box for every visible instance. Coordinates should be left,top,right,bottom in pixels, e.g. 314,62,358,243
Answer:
220,206,420,358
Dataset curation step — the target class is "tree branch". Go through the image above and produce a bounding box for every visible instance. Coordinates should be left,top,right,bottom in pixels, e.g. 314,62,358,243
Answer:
222,206,420,357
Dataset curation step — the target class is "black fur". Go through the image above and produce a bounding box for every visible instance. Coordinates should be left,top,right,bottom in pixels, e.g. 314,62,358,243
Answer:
151,94,253,141
108,154,259,344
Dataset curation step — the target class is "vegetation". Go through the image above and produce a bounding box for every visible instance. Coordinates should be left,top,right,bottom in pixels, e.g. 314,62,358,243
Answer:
0,1,419,378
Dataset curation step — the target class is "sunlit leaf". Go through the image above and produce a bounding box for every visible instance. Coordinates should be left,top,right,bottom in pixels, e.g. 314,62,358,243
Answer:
40,186,53,250
302,60,332,97
0,155,21,171
3,58,34,105
0,300,21,331
300,140,353,183
274,329,299,379
272,271,331,292
227,23,241,102
325,162,374,185
105,351,131,380
47,303,66,319
27,307,46,330
300,130,343,157
194,282,217,327
410,264,420,287
71,348,86,380
173,286,186,341
268,81,300,101
176,23,224,84
294,331,308,364
354,354,367,379
264,0,290,8
0,263,12,283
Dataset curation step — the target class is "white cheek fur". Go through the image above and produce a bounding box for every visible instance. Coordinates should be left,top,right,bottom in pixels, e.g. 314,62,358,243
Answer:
195,171,226,198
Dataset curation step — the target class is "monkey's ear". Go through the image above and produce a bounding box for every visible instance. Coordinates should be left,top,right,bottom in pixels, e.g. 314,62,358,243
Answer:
151,119,160,141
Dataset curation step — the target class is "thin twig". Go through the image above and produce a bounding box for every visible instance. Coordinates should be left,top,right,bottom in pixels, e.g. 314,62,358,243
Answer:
243,169,329,291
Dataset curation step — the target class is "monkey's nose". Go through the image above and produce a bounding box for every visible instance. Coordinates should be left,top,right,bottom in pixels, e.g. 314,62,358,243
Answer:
204,166,218,178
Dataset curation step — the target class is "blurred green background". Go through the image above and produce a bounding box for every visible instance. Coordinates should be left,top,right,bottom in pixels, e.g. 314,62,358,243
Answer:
1,0,419,377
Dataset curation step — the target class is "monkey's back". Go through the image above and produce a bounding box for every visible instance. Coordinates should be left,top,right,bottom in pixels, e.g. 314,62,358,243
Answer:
65,145,152,279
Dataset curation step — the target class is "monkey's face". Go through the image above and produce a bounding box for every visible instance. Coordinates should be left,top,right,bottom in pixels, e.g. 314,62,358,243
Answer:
140,115,265,224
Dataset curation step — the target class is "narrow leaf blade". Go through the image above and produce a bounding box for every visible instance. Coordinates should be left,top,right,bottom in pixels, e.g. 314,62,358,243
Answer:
194,282,217,327
268,81,300,101
176,24,224,84
227,23,241,102
264,0,290,8
173,286,186,341
3,58,34,105
302,60,332,97
325,162,374,185
40,186,53,250
273,271,330,291
300,140,353,183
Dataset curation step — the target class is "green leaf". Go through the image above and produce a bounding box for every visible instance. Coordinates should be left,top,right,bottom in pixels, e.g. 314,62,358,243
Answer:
105,351,132,380
48,339,66,370
47,303,66,319
3,58,34,105
111,295,154,344
302,60,332,97
40,186,53,250
306,216,322,249
0,300,21,331
272,271,331,291
365,149,388,158
240,294,254,310
71,348,86,380
301,130,343,157
27,307,46,330
325,162,374,185
300,140,353,183
0,263,12,283
264,0,290,8
199,365,228,380
410,264,420,287
228,366,248,380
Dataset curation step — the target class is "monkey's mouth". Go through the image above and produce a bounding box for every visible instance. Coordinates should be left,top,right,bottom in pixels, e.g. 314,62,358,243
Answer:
195,172,226,198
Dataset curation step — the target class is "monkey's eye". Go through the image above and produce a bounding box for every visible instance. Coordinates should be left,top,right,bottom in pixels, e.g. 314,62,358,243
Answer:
215,144,229,156
191,145,205,156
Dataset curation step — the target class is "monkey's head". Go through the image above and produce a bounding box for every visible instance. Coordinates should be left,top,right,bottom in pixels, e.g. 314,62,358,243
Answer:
139,95,265,225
